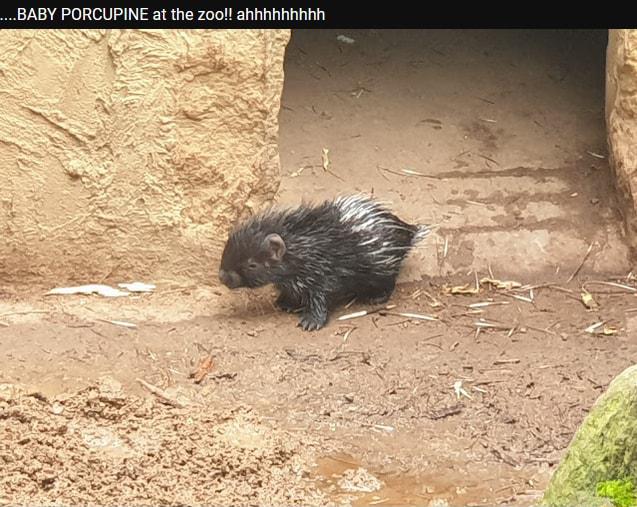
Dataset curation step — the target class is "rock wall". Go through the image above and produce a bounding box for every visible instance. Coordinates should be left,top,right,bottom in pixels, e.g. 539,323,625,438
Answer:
0,29,290,285
606,29,637,250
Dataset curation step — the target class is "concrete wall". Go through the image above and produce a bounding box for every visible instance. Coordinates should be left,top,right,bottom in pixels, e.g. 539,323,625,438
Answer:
607,29,637,249
0,29,290,285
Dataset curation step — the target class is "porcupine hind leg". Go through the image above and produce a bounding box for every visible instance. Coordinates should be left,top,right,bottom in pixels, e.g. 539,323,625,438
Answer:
298,290,329,331
358,277,396,306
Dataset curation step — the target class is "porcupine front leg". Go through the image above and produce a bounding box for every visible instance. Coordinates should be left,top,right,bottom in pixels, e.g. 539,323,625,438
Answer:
275,290,302,313
298,290,329,331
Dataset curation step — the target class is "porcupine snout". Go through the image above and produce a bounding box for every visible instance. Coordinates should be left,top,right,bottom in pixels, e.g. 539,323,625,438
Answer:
219,268,241,289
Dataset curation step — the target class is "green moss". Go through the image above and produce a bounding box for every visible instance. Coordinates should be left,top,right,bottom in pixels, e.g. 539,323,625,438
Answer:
597,479,636,507
542,365,637,507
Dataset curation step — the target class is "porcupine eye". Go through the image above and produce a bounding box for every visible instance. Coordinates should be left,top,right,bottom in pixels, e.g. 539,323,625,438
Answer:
247,261,258,271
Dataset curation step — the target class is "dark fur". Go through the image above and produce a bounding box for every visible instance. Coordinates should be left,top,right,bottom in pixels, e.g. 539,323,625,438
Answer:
219,195,429,331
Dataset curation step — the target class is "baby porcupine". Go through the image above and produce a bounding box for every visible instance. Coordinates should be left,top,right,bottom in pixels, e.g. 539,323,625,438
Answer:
218,194,430,331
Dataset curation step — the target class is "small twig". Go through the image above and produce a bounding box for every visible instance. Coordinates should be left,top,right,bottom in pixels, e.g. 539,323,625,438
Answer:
544,284,575,294
477,153,500,166
425,404,462,420
327,350,371,363
493,358,520,365
583,280,637,293
585,321,604,334
97,319,137,329
189,354,214,384
491,448,520,467
321,147,330,171
377,165,410,178
338,310,370,321
211,372,237,381
136,378,185,408
421,342,442,350
338,304,396,321
526,325,558,336
384,311,437,321
566,242,594,283
284,348,321,363
343,327,356,342
452,310,483,317
382,319,412,327
89,328,107,339
376,165,391,181
474,320,512,330
474,379,508,385
0,310,49,318
400,168,439,179
510,294,533,303
468,301,510,308
522,284,580,302
320,147,344,181
358,422,395,432
422,290,443,308
377,165,439,180
344,297,357,309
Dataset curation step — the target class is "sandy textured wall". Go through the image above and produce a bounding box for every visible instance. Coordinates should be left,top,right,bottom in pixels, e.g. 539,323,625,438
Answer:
0,29,290,285
606,29,637,249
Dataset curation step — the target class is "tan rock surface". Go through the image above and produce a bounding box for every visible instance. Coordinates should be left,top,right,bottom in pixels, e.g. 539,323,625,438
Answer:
607,29,637,249
0,29,290,284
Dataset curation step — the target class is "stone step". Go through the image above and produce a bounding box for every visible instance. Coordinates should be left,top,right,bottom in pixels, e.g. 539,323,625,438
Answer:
401,225,630,283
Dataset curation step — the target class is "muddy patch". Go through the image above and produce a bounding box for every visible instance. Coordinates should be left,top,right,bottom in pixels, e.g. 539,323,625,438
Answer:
0,379,326,506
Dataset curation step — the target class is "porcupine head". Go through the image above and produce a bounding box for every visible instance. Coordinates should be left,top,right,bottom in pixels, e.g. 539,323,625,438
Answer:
218,222,286,290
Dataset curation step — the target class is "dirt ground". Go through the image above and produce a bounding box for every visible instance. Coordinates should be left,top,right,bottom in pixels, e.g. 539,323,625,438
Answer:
2,29,636,507
2,279,637,506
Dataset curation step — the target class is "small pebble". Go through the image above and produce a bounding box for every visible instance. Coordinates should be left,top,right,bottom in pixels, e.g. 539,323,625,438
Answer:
51,402,64,415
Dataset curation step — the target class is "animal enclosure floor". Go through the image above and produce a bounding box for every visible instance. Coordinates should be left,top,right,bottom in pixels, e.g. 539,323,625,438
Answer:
278,29,630,281
2,278,637,506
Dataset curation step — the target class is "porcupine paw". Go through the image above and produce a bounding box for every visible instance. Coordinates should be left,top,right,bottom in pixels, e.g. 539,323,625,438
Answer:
360,281,396,306
275,293,301,313
298,312,327,331
365,292,392,305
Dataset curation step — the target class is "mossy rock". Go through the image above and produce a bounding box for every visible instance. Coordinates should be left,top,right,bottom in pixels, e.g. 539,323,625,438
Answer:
542,364,637,507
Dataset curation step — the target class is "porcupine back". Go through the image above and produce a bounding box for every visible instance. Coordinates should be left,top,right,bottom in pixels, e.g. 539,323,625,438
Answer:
265,194,430,294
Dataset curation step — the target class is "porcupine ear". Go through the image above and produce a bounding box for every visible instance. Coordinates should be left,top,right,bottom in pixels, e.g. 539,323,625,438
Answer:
263,233,286,261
